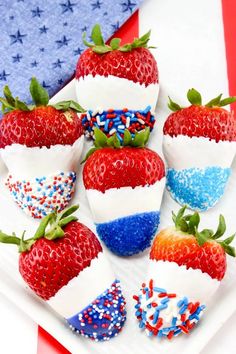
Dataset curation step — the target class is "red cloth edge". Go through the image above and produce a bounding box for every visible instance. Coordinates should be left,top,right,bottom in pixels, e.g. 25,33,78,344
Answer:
222,0,236,111
37,10,139,354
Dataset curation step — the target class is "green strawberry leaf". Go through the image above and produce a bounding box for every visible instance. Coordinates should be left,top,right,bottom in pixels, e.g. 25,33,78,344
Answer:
218,241,236,257
131,129,146,147
113,134,121,148
33,213,53,240
52,100,85,112
58,205,79,220
3,85,15,106
123,129,132,146
92,45,112,54
223,234,235,245
119,44,132,52
188,212,200,234
91,24,104,46
0,231,21,246
30,77,49,106
168,96,182,112
205,94,223,108
213,215,226,239
15,97,31,111
82,31,94,47
0,97,15,113
58,215,78,228
110,38,121,50
94,127,107,147
187,88,202,105
81,147,98,163
196,230,209,246
143,127,151,145
178,218,188,232
175,205,187,227
219,96,236,107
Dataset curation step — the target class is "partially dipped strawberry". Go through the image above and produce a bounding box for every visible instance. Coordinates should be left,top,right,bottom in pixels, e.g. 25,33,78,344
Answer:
75,25,159,139
0,78,85,218
0,205,126,341
134,206,235,339
163,89,236,211
83,128,165,256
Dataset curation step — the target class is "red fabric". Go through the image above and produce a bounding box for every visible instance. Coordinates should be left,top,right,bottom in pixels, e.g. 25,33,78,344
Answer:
37,11,139,354
222,0,236,112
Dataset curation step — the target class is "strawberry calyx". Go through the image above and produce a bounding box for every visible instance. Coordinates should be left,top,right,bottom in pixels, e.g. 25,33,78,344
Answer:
0,77,85,114
172,206,236,257
0,205,79,253
82,24,154,54
82,126,150,163
168,88,236,112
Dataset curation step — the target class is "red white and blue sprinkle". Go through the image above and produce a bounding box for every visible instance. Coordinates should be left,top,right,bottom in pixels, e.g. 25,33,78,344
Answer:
6,171,76,219
81,106,156,142
133,279,205,339
66,280,126,341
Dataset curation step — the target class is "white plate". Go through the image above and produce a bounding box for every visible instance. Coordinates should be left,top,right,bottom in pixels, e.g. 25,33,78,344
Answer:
0,77,236,354
0,1,236,353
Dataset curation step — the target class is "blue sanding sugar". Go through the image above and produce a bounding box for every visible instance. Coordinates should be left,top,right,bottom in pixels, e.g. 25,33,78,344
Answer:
166,166,231,211
96,211,160,256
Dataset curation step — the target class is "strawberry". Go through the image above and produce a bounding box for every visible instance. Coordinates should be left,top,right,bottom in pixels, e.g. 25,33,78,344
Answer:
0,205,126,341
163,89,236,211
133,206,235,339
0,78,85,219
76,24,158,87
75,25,159,137
83,128,165,256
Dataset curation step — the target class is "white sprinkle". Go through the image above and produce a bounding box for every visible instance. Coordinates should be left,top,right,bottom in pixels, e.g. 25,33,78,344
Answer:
126,117,130,128
118,124,125,129
109,128,117,135
86,112,91,121
138,118,145,124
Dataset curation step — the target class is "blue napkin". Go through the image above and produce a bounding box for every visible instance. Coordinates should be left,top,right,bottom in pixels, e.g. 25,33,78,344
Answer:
0,0,142,103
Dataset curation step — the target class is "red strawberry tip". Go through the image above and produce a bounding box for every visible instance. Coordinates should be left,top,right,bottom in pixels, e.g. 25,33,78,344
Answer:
0,204,79,253
0,77,85,115
172,206,236,257
81,127,150,163
82,23,154,55
168,88,236,112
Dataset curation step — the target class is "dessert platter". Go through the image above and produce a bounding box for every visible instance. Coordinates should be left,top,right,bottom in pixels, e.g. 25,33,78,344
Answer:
0,22,236,354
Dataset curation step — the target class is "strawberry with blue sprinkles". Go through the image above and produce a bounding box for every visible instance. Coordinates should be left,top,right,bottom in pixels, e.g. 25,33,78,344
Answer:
134,206,235,339
0,78,85,218
76,24,159,139
82,127,165,256
163,88,236,211
81,106,156,143
0,205,127,341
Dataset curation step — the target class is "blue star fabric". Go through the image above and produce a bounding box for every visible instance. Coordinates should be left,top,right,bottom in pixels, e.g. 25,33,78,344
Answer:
0,0,143,103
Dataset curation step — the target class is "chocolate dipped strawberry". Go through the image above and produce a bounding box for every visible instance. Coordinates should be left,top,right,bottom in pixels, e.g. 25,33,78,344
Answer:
83,128,165,256
76,24,158,142
163,89,236,211
133,206,235,339
0,205,126,341
0,78,85,218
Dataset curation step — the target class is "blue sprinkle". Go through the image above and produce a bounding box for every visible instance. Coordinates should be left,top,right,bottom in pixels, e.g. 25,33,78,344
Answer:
104,119,109,132
179,304,188,315
161,298,170,304
156,304,168,311
171,317,177,326
153,287,166,293
152,310,159,325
